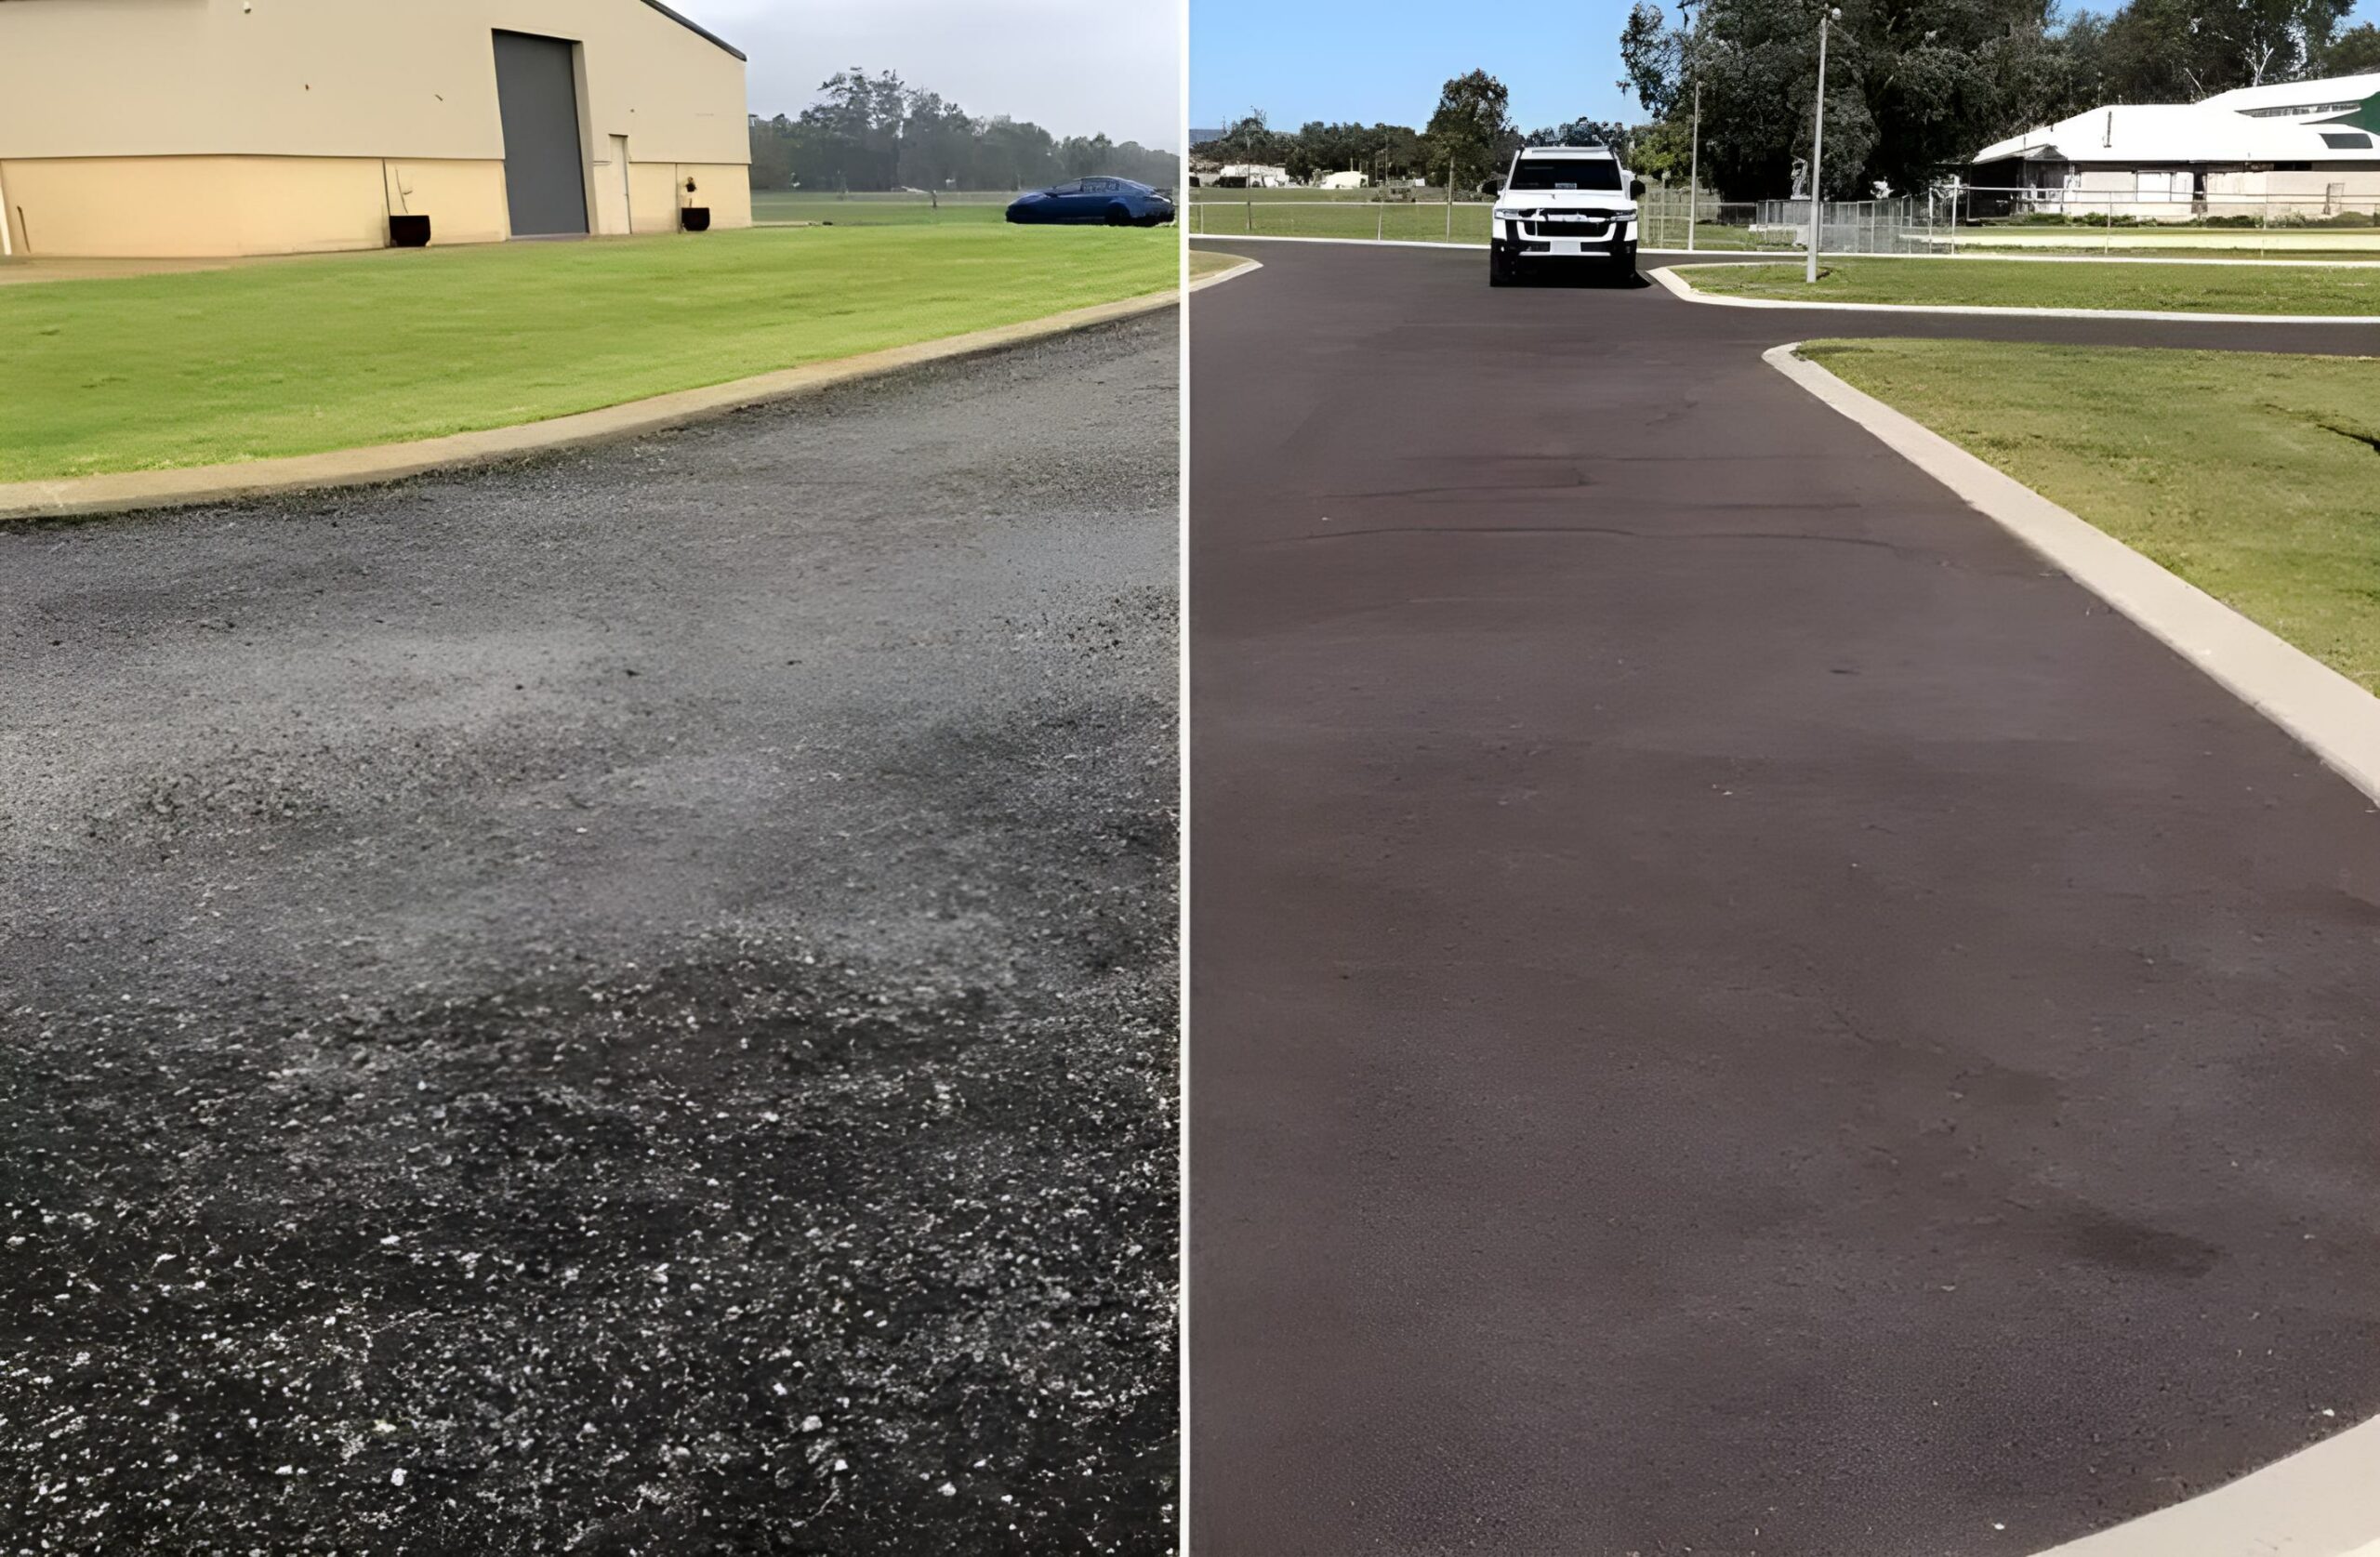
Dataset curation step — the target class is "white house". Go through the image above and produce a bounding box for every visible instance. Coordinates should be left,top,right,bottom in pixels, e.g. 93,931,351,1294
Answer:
1216,164,1294,188
1969,72,2380,220
1316,169,1369,190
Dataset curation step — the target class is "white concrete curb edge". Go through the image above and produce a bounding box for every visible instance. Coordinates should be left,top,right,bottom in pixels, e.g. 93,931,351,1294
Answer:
1186,231,1488,252
1663,264,2380,323
1188,255,1264,292
1771,343,2380,1556
1765,340,2380,814
0,289,1180,523
2023,1414,2380,1557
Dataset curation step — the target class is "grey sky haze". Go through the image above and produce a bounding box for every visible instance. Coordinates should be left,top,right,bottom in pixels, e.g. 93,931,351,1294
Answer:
674,0,1182,150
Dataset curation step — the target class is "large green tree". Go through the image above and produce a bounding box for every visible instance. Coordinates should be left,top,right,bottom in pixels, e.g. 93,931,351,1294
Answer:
1423,70,1519,189
2091,0,2355,99
1621,0,2096,197
2322,21,2380,74
1620,0,2370,201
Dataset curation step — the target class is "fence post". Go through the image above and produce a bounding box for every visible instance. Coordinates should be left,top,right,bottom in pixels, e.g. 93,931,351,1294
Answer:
1245,199,1252,233
1377,199,1384,242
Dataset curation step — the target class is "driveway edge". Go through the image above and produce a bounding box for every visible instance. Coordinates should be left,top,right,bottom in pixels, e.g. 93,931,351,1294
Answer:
1766,340,2380,811
1659,263,2380,323
1189,255,1265,292
1,288,1180,522
2025,1413,2380,1557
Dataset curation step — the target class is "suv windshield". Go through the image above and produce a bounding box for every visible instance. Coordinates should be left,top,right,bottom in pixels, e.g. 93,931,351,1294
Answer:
1508,158,1622,191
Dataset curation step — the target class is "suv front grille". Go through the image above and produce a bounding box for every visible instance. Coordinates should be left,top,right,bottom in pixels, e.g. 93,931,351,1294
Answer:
1523,214,1613,238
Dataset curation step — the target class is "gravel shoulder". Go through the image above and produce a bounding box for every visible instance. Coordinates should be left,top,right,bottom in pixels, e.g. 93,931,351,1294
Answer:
0,312,1181,1555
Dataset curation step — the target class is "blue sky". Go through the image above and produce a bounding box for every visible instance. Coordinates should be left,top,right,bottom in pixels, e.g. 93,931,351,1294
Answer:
1189,0,2380,137
1192,0,1646,135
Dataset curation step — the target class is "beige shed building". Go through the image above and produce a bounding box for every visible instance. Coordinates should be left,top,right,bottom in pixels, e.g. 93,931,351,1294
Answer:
0,0,752,258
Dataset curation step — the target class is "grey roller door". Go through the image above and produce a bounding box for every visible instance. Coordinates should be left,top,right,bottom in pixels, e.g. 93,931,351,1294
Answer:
493,32,588,237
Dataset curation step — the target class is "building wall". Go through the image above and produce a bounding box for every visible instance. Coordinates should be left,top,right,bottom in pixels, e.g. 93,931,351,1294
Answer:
0,0,748,257
2009,165,2380,221
0,156,507,258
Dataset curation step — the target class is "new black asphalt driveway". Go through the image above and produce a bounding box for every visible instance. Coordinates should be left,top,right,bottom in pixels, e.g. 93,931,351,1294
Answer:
1189,241,2380,1556
0,313,1179,1555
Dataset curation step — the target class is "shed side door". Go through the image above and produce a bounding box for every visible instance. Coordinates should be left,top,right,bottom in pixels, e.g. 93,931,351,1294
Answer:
493,31,589,237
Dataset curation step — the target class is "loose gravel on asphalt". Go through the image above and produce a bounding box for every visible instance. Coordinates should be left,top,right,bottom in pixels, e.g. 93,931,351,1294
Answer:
0,312,1180,1556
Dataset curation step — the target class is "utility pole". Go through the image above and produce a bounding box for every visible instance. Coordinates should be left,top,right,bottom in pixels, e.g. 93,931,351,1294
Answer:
1678,0,1702,253
1806,6,1838,284
1688,76,1702,252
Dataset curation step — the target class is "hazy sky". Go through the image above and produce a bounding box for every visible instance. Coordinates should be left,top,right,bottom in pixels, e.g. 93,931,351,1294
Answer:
674,0,1183,150
1189,0,2380,134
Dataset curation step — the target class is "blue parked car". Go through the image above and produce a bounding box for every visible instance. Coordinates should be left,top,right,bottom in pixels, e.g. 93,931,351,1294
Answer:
1007,178,1175,227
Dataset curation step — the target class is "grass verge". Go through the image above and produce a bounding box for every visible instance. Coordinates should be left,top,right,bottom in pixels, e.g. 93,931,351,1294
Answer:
751,191,1009,226
2,225,1173,482
1189,201,1493,244
1686,257,2380,314
1190,249,1247,279
1802,338,2380,690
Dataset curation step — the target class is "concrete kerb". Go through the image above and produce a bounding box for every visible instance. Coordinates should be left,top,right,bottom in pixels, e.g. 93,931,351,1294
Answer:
1190,232,2380,270
1658,263,2380,323
2023,1413,2380,1557
1189,255,1264,292
1766,340,2380,814
0,288,1180,523
1778,336,2380,1547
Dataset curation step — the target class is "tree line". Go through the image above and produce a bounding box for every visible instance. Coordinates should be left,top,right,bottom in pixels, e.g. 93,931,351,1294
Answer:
1194,83,1633,189
1197,0,2380,201
749,69,1183,192
1622,0,2377,198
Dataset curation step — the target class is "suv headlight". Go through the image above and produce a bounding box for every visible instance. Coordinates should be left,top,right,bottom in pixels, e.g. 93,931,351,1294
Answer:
1493,206,1526,220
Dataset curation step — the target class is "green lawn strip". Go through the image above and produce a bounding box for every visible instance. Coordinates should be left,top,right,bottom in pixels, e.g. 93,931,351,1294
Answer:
1803,338,2380,691
1,225,1173,482
1687,257,2380,314
1190,201,1492,244
1184,201,1790,251
1189,249,1245,279
1961,246,2380,262
751,191,1008,226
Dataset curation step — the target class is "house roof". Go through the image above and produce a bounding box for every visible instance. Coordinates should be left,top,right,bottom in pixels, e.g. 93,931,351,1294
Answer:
640,0,746,61
1973,93,2379,165
2200,73,2380,115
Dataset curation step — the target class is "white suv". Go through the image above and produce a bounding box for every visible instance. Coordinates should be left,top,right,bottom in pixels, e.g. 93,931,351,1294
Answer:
1488,147,1645,285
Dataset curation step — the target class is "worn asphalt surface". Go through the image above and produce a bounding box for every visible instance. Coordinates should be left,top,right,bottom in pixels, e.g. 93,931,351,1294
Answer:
1189,241,2380,1556
0,312,1179,1555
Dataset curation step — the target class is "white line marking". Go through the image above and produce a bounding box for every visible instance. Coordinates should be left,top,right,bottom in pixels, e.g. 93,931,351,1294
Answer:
1659,264,2380,323
1766,339,2380,810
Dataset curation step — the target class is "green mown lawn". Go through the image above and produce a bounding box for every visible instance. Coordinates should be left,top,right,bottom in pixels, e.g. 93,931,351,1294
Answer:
1189,200,1495,244
1802,339,2380,689
1686,257,2380,314
1,224,1174,482
750,191,1010,225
